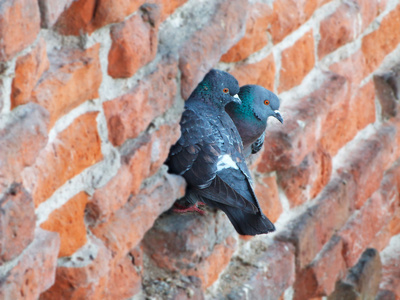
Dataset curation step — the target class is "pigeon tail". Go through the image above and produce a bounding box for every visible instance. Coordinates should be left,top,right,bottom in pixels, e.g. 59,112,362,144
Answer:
203,199,275,235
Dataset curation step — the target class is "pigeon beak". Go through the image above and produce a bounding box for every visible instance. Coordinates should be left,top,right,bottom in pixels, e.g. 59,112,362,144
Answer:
274,110,283,123
233,94,242,105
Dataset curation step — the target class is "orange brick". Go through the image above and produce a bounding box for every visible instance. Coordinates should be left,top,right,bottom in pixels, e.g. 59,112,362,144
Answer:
0,0,40,62
54,0,96,35
41,192,89,257
318,2,359,59
254,174,282,223
229,53,276,91
352,80,376,131
356,0,379,30
104,59,178,146
361,4,400,74
158,0,187,21
12,44,102,128
11,38,49,104
108,5,160,78
279,30,315,92
23,112,102,207
221,3,274,62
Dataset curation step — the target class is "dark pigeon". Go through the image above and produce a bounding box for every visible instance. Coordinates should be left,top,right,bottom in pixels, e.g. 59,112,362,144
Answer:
166,69,275,235
226,85,283,157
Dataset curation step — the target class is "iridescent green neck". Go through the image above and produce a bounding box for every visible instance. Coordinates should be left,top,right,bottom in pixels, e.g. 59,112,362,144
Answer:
233,90,256,121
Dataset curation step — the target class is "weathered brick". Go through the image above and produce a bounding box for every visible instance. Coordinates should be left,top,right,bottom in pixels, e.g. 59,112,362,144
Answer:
337,124,398,209
54,0,96,36
276,173,357,270
328,248,382,300
11,38,49,105
258,73,346,172
179,0,248,99
279,30,315,92
0,0,40,62
361,4,400,74
40,237,112,300
254,174,282,223
369,207,400,252
108,4,161,78
38,0,74,28
374,63,400,119
0,183,35,263
0,229,60,300
0,103,49,193
293,236,346,299
212,240,295,299
90,171,186,262
88,122,181,222
318,2,360,59
351,80,376,130
143,209,237,288
158,0,187,21
90,0,146,32
12,44,102,128
278,145,332,207
22,112,102,207
270,0,328,43
229,53,276,91
356,0,379,30
379,234,400,299
221,3,274,62
338,170,399,267
41,192,89,257
104,58,178,146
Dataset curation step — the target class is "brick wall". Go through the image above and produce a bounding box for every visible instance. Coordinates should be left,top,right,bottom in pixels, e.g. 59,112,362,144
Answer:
1,0,400,299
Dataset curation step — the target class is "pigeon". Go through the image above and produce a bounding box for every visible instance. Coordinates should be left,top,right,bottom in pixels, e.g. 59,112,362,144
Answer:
166,69,275,235
225,85,283,157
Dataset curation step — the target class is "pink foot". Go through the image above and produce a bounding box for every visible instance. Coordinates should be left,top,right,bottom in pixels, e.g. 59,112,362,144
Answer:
173,205,205,215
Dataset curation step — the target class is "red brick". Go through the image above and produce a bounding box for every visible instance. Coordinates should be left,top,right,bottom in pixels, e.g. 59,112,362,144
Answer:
0,0,40,62
22,112,103,207
361,4,400,74
352,80,376,130
0,183,35,263
254,174,283,223
356,0,379,30
38,0,74,28
258,73,346,172
221,3,274,62
104,58,178,146
54,0,96,36
279,30,315,92
40,237,113,300
0,229,60,300
318,2,360,59
378,235,400,299
270,0,328,43
90,0,146,32
108,5,160,78
330,248,382,299
179,0,248,99
293,236,346,299
12,44,102,128
91,172,185,262
11,38,49,105
277,173,357,270
339,170,399,267
212,240,295,299
41,192,89,257
229,53,276,91
107,255,142,299
88,122,180,222
278,145,332,207
0,103,49,193
337,124,398,209
369,207,400,252
158,0,187,22
143,209,237,288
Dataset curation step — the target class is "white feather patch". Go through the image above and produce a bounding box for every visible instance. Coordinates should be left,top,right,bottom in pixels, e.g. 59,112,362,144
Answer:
217,154,239,171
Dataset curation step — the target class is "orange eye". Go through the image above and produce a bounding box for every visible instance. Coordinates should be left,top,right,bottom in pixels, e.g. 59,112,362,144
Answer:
223,88,229,94
264,100,270,105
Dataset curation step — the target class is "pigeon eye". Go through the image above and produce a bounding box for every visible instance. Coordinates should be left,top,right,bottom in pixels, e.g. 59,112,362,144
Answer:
264,100,270,105
223,88,229,94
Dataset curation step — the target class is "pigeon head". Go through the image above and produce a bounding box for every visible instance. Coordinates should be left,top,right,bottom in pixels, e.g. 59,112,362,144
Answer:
192,69,241,108
228,85,283,124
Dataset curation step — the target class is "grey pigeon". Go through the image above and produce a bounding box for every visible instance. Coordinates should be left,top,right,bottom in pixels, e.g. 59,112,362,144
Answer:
226,85,283,156
166,70,275,235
